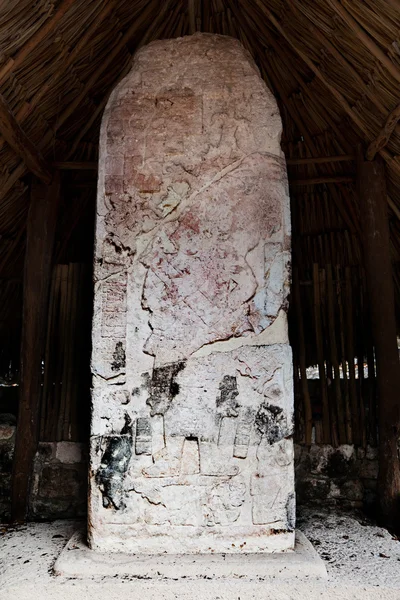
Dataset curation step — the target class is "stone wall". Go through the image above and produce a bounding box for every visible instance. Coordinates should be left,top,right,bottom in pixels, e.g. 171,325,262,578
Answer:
0,414,16,520
295,444,378,511
0,427,87,521
30,442,87,520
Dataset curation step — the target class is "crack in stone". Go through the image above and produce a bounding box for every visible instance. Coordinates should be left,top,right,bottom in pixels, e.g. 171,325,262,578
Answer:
190,313,288,359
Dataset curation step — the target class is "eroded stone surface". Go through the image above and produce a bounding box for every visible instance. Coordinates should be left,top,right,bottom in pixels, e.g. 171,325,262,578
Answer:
89,33,294,554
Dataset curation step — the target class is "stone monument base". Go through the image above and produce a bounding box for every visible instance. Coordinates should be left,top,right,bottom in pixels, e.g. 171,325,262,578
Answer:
54,530,327,580
89,524,295,554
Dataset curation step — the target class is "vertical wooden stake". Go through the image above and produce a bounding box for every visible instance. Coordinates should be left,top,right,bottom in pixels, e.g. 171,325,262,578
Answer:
293,268,313,445
313,263,331,444
357,152,400,530
11,173,60,522
326,264,346,444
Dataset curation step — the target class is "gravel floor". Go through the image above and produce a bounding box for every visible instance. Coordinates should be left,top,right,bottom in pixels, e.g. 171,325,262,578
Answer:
298,508,400,588
0,508,399,599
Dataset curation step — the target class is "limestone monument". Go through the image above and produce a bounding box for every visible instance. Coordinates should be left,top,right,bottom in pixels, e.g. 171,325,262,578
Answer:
89,32,294,554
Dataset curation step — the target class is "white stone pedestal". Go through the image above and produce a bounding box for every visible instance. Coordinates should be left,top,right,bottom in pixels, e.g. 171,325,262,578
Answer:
55,530,327,580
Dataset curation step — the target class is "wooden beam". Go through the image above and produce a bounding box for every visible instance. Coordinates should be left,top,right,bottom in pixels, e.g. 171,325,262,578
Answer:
188,0,197,33
11,173,60,522
52,161,97,170
328,0,400,85
287,155,355,165
290,175,354,186
366,102,400,160
0,0,76,85
0,94,52,184
357,152,400,532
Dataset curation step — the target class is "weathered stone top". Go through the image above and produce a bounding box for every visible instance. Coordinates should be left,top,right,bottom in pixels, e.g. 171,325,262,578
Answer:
94,33,290,366
106,33,283,158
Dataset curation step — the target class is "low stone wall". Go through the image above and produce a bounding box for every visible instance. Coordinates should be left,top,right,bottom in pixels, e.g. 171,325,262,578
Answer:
0,429,378,520
295,444,378,510
30,441,87,520
0,424,87,521
0,415,16,520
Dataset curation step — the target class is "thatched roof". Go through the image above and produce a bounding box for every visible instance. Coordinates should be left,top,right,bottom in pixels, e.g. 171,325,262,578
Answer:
1,0,400,340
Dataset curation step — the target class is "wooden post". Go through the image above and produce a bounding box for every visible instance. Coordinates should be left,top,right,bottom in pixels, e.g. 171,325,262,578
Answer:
11,173,60,522
357,153,400,531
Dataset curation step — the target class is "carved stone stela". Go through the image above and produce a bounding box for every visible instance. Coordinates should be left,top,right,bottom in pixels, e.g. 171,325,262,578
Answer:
89,33,294,554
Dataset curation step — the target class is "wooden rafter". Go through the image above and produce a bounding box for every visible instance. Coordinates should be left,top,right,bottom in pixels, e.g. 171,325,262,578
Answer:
328,0,400,85
367,102,400,160
0,0,76,85
0,93,52,184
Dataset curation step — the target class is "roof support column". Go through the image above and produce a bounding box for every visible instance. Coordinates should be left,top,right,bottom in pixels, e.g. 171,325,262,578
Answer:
357,153,400,531
11,173,60,522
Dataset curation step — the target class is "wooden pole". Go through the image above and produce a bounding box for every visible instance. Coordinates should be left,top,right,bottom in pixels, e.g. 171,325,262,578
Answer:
313,264,331,444
293,268,313,445
11,173,60,522
357,152,400,531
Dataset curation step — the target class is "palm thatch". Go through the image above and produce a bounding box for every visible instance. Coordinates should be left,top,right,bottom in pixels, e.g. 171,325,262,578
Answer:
1,0,400,370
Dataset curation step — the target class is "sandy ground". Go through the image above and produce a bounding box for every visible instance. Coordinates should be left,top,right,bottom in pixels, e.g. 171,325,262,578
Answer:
0,508,399,599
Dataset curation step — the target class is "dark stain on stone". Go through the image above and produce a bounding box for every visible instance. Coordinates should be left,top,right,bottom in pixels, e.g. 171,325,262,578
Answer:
255,402,288,444
270,528,289,535
296,478,330,503
135,417,152,455
146,361,186,416
285,492,296,531
216,375,239,417
111,341,126,372
326,450,354,478
95,414,132,510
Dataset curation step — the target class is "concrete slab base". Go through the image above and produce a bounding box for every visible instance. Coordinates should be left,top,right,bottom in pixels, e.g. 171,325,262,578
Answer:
54,530,327,581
